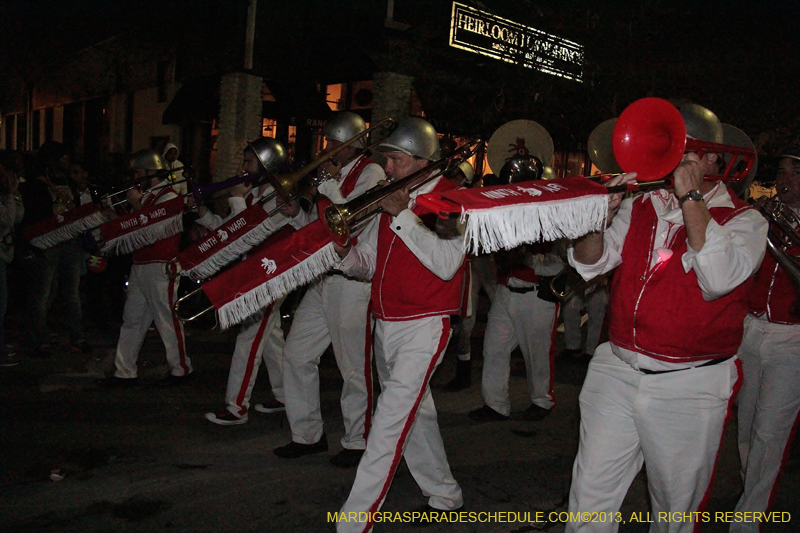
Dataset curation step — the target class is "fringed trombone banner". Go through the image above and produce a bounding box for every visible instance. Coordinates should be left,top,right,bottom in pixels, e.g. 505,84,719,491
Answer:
98,196,185,255
416,176,609,254
202,220,339,330
23,203,108,250
176,203,274,280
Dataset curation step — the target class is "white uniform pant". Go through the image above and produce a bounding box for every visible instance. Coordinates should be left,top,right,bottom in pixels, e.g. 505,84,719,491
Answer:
481,285,558,416
566,343,740,533
114,263,191,378
563,285,608,354
731,315,800,533
337,316,462,533
283,275,371,448
225,301,285,417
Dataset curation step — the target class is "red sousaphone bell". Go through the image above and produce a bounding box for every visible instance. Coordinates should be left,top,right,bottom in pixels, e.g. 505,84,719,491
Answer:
611,97,756,183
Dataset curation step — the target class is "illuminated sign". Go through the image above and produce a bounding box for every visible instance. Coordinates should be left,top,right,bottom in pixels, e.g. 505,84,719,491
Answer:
449,2,584,82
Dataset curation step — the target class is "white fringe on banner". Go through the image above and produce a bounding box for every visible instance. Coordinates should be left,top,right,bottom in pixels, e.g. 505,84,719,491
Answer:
29,211,109,250
101,215,183,255
462,195,608,254
183,222,278,281
217,243,340,330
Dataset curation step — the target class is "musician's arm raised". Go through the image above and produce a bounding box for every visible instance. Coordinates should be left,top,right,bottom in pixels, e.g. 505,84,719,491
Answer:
569,173,635,280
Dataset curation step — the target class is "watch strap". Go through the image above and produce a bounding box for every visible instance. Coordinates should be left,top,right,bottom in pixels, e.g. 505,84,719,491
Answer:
678,189,703,206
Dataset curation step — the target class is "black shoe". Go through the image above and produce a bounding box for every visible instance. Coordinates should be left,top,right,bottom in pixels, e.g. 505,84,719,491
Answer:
155,373,194,387
411,504,465,526
274,434,328,459
468,405,509,422
443,359,471,392
330,448,364,468
521,404,551,422
96,376,140,387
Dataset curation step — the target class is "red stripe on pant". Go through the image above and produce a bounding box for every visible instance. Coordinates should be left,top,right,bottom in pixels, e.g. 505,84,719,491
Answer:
693,358,743,533
547,302,560,408
234,306,273,416
363,317,451,533
363,302,374,441
168,276,190,375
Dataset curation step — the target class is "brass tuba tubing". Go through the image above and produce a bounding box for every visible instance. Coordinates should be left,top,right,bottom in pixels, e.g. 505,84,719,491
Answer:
316,140,484,246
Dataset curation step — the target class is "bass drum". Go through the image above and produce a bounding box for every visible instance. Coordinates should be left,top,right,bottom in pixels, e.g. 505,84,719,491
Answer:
487,119,554,177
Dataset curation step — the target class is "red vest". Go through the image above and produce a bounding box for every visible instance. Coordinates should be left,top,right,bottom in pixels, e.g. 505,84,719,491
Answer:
609,195,752,362
371,178,467,321
748,230,800,324
339,155,374,199
133,185,182,264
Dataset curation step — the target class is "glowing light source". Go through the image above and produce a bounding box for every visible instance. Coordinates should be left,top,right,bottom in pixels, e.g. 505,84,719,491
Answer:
449,2,584,83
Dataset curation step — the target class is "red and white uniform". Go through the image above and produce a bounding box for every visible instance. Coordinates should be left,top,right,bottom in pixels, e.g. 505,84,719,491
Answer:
481,246,563,416
114,182,191,378
732,224,800,533
565,184,767,533
336,175,467,532
282,155,383,448
197,186,299,417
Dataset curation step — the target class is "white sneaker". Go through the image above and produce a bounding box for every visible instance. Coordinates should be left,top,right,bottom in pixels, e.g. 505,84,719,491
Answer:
204,409,248,426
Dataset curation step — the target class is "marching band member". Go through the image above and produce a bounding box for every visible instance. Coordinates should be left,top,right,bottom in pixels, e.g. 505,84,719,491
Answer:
98,149,191,386
731,146,800,532
564,104,768,533
202,137,298,425
468,243,563,422
332,117,466,531
273,112,385,466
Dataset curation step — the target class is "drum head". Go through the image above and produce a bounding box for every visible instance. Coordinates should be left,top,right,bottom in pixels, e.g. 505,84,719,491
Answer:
487,120,554,176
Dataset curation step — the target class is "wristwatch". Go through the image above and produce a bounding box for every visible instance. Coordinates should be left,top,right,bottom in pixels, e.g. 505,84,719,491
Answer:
678,189,704,206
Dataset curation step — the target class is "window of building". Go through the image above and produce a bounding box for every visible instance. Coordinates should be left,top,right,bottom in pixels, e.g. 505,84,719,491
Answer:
262,118,277,138
326,83,345,111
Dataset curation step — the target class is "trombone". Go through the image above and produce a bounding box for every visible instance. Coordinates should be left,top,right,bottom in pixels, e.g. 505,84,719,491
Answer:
317,140,485,246
173,139,482,325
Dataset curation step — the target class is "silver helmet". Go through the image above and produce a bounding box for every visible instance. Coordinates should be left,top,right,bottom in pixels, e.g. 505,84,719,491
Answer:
677,102,723,144
378,117,439,161
323,112,367,148
130,149,166,171
247,137,288,172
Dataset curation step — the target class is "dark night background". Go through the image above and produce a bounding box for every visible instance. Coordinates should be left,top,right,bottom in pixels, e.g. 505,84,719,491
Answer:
2,0,799,171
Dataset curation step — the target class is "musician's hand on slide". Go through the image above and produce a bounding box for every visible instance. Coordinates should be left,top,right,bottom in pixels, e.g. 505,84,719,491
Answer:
379,186,410,217
126,187,144,210
318,160,342,182
672,153,705,199
333,240,351,259
278,199,301,218
605,172,637,227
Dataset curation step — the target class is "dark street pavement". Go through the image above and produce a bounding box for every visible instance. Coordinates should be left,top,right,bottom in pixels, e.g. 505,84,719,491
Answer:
1,301,798,533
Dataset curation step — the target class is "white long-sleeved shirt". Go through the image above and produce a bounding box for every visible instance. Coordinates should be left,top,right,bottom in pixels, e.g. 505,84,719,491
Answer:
568,182,768,371
338,175,465,283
